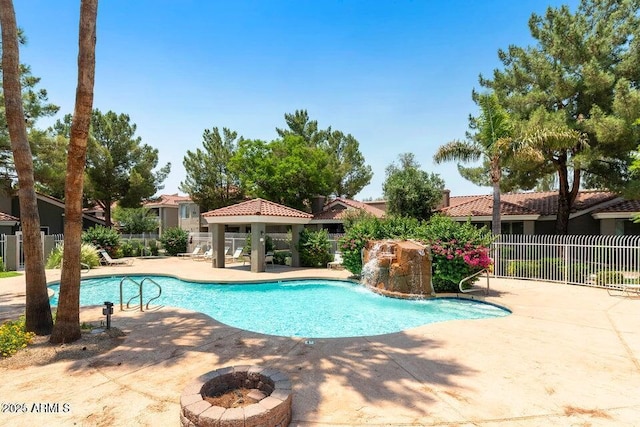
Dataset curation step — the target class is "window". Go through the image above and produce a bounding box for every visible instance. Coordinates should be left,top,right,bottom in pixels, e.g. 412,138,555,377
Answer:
180,205,190,219
500,222,524,235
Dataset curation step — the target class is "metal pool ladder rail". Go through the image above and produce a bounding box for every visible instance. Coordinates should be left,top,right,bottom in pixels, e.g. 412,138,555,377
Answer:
459,269,490,295
119,276,164,312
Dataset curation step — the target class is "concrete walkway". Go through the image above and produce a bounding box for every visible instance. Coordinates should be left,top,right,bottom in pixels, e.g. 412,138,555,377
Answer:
0,257,639,426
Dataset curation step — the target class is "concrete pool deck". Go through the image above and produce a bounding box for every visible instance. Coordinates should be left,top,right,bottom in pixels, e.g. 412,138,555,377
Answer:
0,257,638,426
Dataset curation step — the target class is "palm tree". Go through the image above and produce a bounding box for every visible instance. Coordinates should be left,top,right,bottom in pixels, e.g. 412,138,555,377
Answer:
515,125,588,234
433,92,512,235
0,0,53,334
50,0,98,344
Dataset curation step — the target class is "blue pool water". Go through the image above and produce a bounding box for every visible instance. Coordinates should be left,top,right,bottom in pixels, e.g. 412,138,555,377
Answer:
48,276,510,338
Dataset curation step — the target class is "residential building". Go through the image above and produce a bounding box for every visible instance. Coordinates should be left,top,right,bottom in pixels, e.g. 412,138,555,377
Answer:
438,190,640,235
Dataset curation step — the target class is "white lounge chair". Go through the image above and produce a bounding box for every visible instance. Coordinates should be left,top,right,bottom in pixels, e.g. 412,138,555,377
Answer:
99,249,133,266
606,282,640,297
178,245,202,258
193,249,212,261
265,252,274,268
327,252,343,269
227,247,244,263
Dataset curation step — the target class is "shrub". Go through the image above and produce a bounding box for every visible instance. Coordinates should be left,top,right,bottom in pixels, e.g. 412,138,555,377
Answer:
506,260,541,277
273,250,290,265
0,256,5,272
0,316,35,358
339,213,493,292
121,240,144,257
297,228,333,268
339,213,386,275
120,241,134,257
82,225,121,257
45,243,101,269
160,227,189,256
147,240,159,256
595,270,624,286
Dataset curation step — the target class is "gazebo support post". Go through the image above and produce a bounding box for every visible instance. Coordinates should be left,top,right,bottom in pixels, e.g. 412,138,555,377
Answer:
211,224,225,268
251,222,266,272
290,224,303,267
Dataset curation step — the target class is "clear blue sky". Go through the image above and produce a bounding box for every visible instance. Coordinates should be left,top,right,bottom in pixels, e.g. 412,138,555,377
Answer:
15,0,578,200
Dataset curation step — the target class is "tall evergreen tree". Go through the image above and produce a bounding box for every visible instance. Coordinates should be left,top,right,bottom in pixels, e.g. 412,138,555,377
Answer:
325,130,373,198
0,30,59,192
180,127,244,211
54,109,171,226
482,0,640,233
276,109,372,198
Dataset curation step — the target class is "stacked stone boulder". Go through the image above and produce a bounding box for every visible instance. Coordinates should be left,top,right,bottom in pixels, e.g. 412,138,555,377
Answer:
363,240,433,297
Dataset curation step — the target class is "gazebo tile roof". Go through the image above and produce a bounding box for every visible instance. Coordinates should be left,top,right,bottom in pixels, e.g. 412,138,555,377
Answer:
202,198,313,219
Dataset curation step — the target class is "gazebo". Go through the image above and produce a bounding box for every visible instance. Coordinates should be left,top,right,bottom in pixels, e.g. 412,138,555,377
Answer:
201,198,313,272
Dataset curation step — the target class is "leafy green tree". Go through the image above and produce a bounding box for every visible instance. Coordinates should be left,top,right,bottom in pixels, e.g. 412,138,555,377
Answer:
383,153,445,220
434,92,513,235
481,0,640,233
180,127,245,211
230,135,332,210
113,206,159,234
55,109,171,226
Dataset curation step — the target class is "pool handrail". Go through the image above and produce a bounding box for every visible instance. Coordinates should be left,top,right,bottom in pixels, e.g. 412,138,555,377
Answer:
119,276,163,312
459,269,490,295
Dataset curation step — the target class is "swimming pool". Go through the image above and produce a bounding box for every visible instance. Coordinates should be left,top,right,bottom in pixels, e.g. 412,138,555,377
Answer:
48,276,510,338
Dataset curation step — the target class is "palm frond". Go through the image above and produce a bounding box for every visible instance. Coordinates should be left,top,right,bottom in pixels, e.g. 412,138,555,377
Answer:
433,140,482,164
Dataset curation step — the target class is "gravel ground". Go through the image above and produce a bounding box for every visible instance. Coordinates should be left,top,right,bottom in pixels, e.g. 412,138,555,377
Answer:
0,327,125,370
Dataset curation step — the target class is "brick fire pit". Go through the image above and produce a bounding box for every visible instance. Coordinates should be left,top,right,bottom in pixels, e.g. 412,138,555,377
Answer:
180,365,292,427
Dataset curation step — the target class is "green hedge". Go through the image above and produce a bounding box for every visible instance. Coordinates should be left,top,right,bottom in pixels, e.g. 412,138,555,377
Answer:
339,213,493,293
505,258,591,283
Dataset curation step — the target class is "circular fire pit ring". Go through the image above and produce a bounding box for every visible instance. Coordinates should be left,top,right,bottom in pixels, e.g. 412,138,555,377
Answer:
180,365,292,427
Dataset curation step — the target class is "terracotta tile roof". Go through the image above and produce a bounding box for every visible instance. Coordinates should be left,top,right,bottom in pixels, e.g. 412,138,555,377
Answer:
144,193,191,208
312,198,385,221
447,195,484,208
441,195,538,217
440,190,619,217
0,211,19,222
593,199,640,213
202,198,313,219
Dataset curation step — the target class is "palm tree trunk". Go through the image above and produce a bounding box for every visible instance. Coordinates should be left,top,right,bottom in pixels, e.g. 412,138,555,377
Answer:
491,157,501,235
0,0,53,335
50,0,98,344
